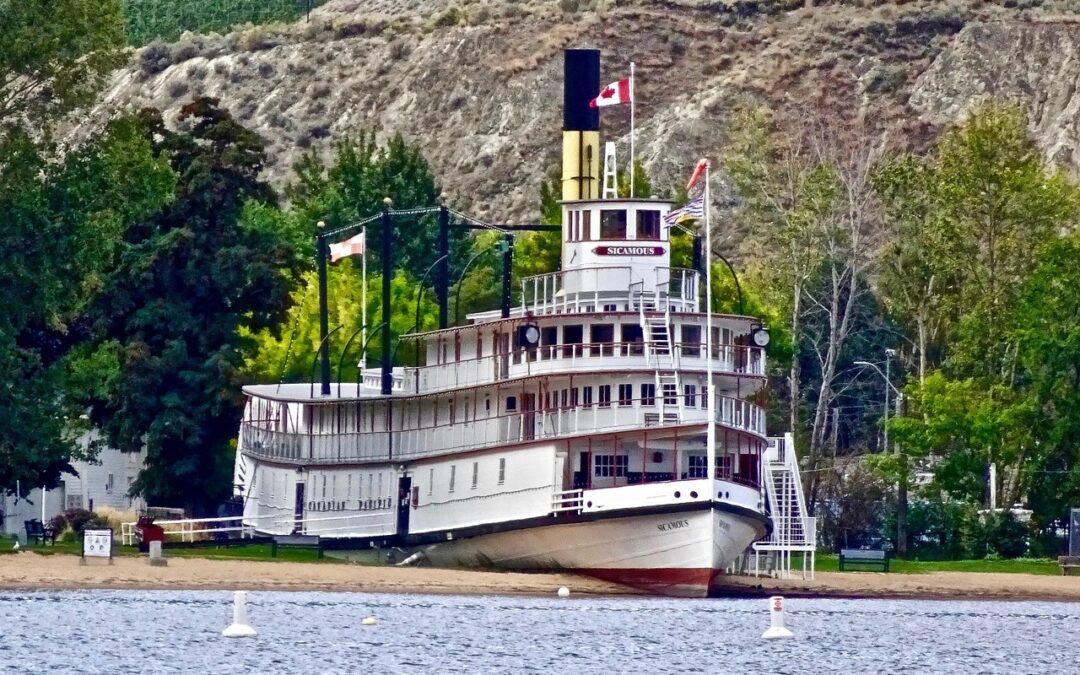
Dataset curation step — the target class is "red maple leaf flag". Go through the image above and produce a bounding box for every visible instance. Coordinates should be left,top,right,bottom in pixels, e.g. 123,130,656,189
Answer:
589,78,632,108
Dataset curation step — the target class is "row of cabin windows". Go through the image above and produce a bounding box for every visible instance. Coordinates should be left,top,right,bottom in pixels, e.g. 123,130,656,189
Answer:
592,454,738,479
430,457,507,495
505,384,706,412
567,209,662,242
430,324,736,366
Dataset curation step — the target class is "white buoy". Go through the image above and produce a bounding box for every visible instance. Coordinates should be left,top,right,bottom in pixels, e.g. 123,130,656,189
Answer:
557,586,570,598
761,596,793,639
222,591,257,638
361,617,377,626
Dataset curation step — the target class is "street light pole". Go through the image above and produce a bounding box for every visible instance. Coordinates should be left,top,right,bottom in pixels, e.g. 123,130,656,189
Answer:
855,351,906,557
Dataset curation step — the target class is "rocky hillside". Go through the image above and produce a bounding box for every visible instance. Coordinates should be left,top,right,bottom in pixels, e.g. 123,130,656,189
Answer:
80,0,1080,233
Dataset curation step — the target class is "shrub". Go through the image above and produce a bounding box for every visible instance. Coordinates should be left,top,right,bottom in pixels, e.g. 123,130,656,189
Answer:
50,508,111,538
168,80,190,98
139,41,173,76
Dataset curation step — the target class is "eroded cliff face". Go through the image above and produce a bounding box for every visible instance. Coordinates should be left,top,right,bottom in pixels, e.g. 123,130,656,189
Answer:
910,21,1080,172
78,0,1080,225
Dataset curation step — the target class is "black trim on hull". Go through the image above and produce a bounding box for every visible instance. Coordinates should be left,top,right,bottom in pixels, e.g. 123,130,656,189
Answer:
310,499,770,551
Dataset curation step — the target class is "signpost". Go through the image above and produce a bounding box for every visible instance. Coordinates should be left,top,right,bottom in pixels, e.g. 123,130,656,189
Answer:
1070,508,1080,556
82,528,114,565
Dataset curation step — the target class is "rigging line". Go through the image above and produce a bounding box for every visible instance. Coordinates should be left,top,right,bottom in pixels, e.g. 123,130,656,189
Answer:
389,206,441,217
276,273,314,393
447,207,510,234
322,211,383,239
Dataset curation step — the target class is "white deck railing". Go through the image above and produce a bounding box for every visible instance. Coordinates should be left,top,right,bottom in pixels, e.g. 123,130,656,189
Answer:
240,393,767,465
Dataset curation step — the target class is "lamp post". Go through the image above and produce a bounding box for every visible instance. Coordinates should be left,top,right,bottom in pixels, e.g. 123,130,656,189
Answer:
855,350,907,557
855,349,899,452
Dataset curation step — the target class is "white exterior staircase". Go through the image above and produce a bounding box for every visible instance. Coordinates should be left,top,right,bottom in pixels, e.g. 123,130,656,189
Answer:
640,299,682,425
751,433,817,579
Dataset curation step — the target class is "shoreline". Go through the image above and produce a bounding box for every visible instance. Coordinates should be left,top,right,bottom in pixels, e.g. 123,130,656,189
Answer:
3,552,1080,601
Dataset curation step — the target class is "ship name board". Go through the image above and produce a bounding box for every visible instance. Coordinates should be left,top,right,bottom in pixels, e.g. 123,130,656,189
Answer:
593,246,664,256
657,519,690,532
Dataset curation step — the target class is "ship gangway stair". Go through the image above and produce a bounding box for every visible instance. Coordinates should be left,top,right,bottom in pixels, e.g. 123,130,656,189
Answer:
751,432,817,579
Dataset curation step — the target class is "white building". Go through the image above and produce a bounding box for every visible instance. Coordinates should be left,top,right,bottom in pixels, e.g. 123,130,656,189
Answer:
1,430,146,538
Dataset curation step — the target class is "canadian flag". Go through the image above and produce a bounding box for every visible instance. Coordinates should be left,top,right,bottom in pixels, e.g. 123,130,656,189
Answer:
589,78,632,108
329,231,365,262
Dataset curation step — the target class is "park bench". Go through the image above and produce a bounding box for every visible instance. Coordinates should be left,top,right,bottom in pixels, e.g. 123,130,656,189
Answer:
24,519,57,546
271,534,323,559
1058,556,1080,576
839,548,890,572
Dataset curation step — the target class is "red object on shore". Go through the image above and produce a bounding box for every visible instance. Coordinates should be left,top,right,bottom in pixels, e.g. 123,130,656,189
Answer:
135,516,164,552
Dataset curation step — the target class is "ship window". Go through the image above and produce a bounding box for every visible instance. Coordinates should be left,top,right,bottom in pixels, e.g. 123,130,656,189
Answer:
561,389,568,408
428,468,434,496
472,462,479,489
541,327,558,358
641,384,656,406
637,210,661,240
681,325,702,357
663,383,678,405
594,455,628,477
582,386,593,407
449,465,456,493
506,396,517,412
603,304,618,312
563,325,583,357
622,324,643,355
701,384,708,409
689,455,708,478
570,388,579,406
598,385,611,407
600,209,627,239
582,209,592,239
485,396,491,412
590,324,614,356
617,384,633,406
684,384,697,407
498,458,506,484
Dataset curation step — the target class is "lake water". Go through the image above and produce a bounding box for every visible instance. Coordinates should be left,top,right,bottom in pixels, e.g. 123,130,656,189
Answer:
1,590,1076,674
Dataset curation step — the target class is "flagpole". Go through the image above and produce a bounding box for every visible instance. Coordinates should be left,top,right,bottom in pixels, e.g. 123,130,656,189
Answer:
361,226,368,370
704,161,715,487
629,61,635,199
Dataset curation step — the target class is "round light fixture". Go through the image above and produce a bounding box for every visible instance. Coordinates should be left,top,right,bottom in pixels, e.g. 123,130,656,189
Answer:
751,328,770,348
522,324,540,347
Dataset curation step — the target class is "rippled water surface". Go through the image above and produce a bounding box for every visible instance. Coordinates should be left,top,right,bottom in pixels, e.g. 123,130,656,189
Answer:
1,589,1077,674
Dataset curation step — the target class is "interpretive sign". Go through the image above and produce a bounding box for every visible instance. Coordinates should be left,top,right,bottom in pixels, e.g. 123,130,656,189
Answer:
82,528,114,564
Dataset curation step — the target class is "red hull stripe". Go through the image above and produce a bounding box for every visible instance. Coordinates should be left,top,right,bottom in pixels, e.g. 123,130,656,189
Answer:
583,567,720,597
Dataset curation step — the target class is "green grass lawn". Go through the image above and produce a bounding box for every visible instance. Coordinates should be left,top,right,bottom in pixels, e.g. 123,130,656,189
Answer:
807,554,1060,576
0,536,333,563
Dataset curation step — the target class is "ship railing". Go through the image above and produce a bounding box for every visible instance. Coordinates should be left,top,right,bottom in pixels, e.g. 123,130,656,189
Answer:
120,514,268,545
394,341,764,395
521,267,699,316
240,393,768,465
551,489,584,514
716,396,767,436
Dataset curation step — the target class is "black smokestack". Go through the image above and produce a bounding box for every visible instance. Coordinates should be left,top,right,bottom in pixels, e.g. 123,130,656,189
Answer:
564,49,600,132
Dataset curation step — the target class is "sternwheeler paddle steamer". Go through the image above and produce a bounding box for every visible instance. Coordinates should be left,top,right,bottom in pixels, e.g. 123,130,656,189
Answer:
233,49,780,596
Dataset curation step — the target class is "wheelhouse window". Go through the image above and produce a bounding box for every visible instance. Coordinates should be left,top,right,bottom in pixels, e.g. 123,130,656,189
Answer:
681,325,702,357
594,455,628,478
600,209,627,239
637,210,661,240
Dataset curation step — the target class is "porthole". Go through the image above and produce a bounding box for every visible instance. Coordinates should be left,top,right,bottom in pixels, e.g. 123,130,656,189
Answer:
690,491,698,498
717,491,723,499
674,491,681,498
586,501,593,508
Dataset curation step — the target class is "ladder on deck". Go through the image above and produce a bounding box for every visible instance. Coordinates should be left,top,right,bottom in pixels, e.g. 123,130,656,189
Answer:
640,297,682,423
752,433,816,579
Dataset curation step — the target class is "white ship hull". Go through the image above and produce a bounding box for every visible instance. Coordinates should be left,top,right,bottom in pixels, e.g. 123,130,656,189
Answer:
419,506,767,597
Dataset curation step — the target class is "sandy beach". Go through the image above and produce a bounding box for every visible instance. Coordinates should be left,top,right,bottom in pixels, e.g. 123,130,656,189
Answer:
3,552,1080,601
